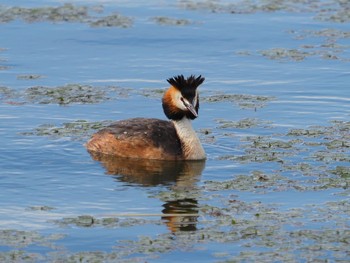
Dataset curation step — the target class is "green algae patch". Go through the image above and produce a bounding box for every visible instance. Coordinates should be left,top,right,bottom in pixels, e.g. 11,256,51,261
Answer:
0,230,64,262
330,166,350,178
237,28,350,62
0,229,64,249
0,250,44,263
140,88,165,98
260,48,312,61
1,84,133,105
27,206,55,211
21,120,114,140
151,16,193,26
0,4,90,23
219,135,299,164
17,74,44,80
0,3,133,28
204,94,275,109
179,0,350,24
0,86,17,101
216,119,350,194
53,215,155,228
90,13,133,28
25,84,107,105
22,84,130,105
216,118,272,129
62,251,122,263
203,171,291,193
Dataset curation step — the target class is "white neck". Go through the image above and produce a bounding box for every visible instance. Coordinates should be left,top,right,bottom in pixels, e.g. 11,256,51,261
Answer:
172,118,206,160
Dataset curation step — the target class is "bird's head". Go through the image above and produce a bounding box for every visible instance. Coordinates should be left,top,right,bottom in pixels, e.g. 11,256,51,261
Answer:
162,75,205,121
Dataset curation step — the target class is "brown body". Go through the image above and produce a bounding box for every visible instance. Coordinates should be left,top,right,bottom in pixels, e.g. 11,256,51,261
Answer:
86,75,206,161
86,118,184,160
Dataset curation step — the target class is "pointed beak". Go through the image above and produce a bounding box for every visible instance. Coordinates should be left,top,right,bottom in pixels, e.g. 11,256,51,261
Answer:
186,103,198,117
181,97,198,118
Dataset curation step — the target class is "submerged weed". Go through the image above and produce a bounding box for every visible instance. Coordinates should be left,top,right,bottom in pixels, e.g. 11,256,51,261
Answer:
0,229,64,249
17,74,44,80
179,0,350,23
90,13,133,28
25,84,108,104
260,48,312,61
53,215,154,228
21,120,114,140
216,118,272,129
0,3,133,28
203,94,275,109
151,16,193,26
2,84,130,105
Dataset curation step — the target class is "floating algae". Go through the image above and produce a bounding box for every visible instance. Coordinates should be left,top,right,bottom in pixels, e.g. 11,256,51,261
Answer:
260,48,312,61
17,74,44,80
0,3,133,28
25,84,108,105
216,118,272,129
53,215,154,228
203,94,275,110
23,84,130,105
179,0,350,23
90,13,133,28
151,16,193,26
21,120,114,140
0,229,64,249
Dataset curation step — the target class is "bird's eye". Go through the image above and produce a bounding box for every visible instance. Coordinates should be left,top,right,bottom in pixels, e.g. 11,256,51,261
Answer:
180,97,189,107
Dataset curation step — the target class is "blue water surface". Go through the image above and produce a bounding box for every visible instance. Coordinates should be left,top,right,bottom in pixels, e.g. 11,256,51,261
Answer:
0,0,349,262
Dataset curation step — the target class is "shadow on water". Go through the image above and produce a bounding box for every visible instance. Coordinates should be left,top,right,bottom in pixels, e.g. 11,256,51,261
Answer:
88,151,206,232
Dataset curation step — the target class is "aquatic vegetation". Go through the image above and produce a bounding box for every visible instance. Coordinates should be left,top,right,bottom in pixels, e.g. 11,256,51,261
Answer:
216,118,272,129
151,16,193,26
0,4,90,23
54,215,119,228
260,48,312,61
0,86,17,101
2,195,350,262
203,94,275,109
1,84,167,105
0,84,130,105
27,206,55,211
140,88,165,98
90,13,133,28
192,0,350,61
17,74,44,80
25,84,114,105
243,28,350,62
0,229,64,249
0,3,133,28
179,0,350,23
21,120,114,139
54,214,160,229
216,119,350,194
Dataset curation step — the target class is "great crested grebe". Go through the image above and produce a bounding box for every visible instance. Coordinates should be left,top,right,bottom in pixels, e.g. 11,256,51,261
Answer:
86,75,206,160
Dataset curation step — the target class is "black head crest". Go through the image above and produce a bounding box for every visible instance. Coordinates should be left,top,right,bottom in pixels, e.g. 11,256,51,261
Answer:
167,75,205,93
163,75,204,120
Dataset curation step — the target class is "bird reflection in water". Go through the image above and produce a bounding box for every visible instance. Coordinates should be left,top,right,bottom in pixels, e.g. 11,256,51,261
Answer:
89,151,205,232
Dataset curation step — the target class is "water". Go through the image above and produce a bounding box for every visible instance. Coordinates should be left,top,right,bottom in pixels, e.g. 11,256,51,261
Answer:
0,1,350,262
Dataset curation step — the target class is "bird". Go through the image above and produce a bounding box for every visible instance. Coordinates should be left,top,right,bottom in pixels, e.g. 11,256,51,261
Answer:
86,74,206,160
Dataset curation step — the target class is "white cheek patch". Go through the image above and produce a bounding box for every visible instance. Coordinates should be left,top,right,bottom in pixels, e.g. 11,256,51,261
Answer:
172,89,198,112
174,91,188,110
